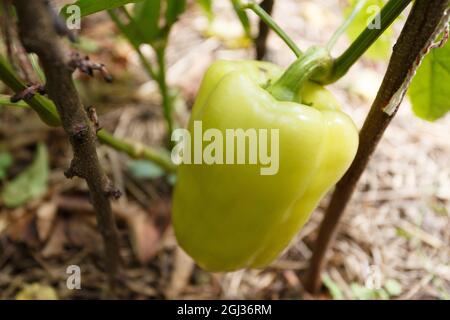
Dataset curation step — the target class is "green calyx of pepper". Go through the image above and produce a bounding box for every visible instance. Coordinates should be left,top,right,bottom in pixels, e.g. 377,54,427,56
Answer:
267,46,334,102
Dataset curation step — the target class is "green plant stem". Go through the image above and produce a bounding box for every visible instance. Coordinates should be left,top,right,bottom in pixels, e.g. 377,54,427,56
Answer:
231,0,253,39
243,1,302,57
116,7,157,79
0,94,28,107
318,0,412,84
29,53,46,82
267,46,332,101
0,54,176,173
119,5,134,22
326,0,368,51
0,55,60,126
97,130,176,172
155,46,174,142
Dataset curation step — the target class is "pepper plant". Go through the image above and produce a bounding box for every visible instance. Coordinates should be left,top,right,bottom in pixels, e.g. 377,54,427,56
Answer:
0,0,449,296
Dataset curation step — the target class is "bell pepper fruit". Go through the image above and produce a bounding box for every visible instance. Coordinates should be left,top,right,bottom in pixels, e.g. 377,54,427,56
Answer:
172,60,359,272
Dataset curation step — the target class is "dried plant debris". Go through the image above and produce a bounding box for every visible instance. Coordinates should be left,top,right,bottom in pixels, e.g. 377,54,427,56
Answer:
10,84,46,103
69,52,113,83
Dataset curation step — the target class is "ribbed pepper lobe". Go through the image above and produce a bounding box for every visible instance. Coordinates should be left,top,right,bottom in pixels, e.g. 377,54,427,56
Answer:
173,60,358,272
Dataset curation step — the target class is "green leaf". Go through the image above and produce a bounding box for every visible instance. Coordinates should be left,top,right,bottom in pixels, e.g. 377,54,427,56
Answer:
165,0,187,28
134,0,161,43
230,0,252,39
128,160,164,180
345,0,393,60
408,41,450,121
0,151,13,180
197,0,213,21
322,274,344,300
61,0,144,18
384,279,402,296
1,144,49,208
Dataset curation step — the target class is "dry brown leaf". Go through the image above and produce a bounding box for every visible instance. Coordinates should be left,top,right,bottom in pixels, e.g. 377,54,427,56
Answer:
41,219,67,258
283,270,300,288
129,213,160,264
123,199,170,264
6,213,39,248
36,201,57,242
166,247,194,299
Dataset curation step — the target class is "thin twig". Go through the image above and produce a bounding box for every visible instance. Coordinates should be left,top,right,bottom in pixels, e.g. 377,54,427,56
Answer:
13,0,121,296
304,0,450,294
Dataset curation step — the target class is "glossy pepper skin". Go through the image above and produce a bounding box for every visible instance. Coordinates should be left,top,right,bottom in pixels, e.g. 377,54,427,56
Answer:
173,60,359,272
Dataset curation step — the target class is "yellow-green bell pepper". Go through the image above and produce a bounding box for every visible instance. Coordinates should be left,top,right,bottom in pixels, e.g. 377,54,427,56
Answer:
172,60,359,272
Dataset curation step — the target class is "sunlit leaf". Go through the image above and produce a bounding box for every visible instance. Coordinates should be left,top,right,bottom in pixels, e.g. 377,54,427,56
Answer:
408,41,450,121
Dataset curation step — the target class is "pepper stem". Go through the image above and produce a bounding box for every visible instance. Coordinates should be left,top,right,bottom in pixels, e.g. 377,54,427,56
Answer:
318,0,412,84
267,46,332,102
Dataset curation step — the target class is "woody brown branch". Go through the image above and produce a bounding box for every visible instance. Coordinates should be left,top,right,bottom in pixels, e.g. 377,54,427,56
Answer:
256,0,275,60
305,0,450,294
13,0,121,294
